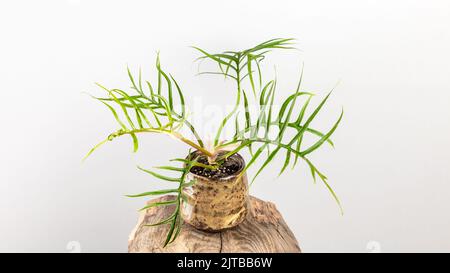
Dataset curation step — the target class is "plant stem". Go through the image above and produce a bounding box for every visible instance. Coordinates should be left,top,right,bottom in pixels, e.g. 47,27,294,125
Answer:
116,128,214,158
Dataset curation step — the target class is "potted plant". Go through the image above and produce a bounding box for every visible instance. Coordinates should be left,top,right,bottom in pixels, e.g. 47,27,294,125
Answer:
84,38,343,247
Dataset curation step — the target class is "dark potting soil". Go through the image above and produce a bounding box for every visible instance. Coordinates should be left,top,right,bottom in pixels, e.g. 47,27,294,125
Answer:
189,152,243,179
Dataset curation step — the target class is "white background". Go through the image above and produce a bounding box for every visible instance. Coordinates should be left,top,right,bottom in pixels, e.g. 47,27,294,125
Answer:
1,0,449,252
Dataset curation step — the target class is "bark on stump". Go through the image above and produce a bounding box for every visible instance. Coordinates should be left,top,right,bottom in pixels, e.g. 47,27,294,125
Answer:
128,195,301,253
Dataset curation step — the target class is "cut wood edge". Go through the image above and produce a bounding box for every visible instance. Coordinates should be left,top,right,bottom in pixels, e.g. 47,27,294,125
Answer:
128,195,301,253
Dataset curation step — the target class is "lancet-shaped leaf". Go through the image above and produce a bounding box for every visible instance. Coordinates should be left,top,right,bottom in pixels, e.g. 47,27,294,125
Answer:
139,200,177,211
126,188,179,198
137,166,181,182
301,109,343,156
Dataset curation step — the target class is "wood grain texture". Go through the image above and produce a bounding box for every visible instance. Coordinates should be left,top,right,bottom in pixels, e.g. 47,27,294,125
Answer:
128,195,301,253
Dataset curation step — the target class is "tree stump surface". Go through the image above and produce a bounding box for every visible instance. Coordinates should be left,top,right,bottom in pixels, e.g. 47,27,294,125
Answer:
128,195,301,253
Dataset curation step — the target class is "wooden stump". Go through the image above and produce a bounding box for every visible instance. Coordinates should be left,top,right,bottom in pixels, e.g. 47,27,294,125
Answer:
128,195,301,253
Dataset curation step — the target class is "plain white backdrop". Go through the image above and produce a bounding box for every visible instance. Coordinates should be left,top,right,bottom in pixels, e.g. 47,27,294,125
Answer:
1,0,450,252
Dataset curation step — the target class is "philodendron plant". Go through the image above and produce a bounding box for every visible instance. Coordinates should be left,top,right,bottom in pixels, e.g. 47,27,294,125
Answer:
85,38,343,246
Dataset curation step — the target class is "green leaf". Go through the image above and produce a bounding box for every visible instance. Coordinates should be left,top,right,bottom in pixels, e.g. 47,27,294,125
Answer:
134,109,143,128
245,38,296,54
243,90,251,130
293,96,312,167
247,54,256,97
82,138,109,161
93,96,127,130
240,143,267,181
196,71,238,80
192,46,237,70
305,157,317,183
277,92,313,129
127,66,142,95
322,178,344,215
301,108,343,156
96,83,136,130
130,133,138,152
152,94,173,124
164,214,179,246
259,80,274,107
233,112,240,140
304,157,343,215
278,150,291,176
181,180,196,188
256,68,304,181
255,59,263,91
214,84,241,146
156,53,162,102
132,96,159,128
169,217,183,244
146,80,155,99
170,75,185,117
213,53,239,62
178,118,204,148
243,89,253,155
137,166,181,182
156,57,173,110
170,158,217,170
264,80,276,139
223,57,235,79
288,90,335,148
126,188,179,198
97,94,145,102
139,200,177,211
276,63,306,135
138,68,143,93
111,89,151,128
144,213,176,227
153,166,185,172
251,146,281,183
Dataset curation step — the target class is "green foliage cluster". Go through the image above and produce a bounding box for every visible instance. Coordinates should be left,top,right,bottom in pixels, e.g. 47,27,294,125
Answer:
85,38,343,246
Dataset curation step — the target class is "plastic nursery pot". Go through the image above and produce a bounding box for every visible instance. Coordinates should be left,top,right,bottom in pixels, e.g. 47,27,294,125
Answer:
180,151,249,231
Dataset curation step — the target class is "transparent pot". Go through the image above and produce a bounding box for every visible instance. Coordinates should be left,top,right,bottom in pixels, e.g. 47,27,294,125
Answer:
180,152,249,231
